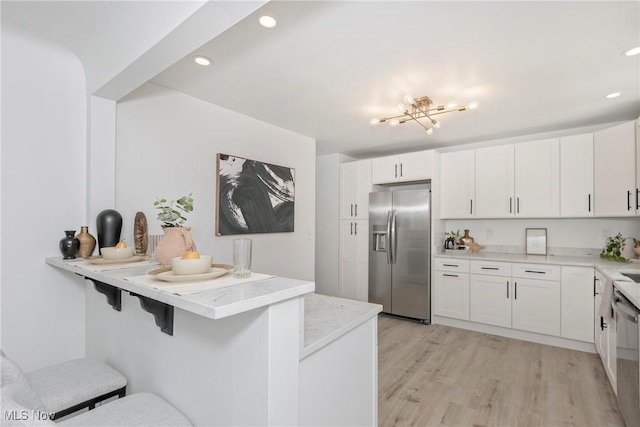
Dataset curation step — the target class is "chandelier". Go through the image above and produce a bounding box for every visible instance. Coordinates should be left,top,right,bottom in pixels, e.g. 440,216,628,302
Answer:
370,94,478,134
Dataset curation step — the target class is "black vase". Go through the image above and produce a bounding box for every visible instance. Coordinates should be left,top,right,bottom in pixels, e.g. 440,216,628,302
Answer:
59,230,80,259
96,209,123,254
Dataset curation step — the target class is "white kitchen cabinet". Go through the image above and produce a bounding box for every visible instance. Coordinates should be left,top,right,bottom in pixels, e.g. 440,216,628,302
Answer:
594,121,637,217
475,145,514,217
440,150,475,218
514,138,560,217
338,220,369,301
371,150,433,184
470,274,511,328
594,270,616,391
339,160,371,220
433,258,470,320
512,277,560,336
560,266,594,343
560,134,594,217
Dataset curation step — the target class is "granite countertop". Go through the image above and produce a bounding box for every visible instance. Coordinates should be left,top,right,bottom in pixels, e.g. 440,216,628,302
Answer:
46,257,314,320
301,293,382,360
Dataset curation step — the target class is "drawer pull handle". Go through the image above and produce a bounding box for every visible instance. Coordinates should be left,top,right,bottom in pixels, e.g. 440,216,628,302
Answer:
524,270,546,274
443,264,459,267
507,281,509,299
481,267,499,270
443,274,459,278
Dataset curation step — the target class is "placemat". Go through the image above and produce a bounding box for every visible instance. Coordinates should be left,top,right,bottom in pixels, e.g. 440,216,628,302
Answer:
63,258,160,272
123,272,275,296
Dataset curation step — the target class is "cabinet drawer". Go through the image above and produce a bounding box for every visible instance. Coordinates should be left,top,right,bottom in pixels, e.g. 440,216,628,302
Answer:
470,260,512,277
434,257,470,273
512,263,560,281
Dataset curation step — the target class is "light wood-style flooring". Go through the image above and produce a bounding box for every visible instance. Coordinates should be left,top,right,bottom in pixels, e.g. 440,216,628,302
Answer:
378,315,624,427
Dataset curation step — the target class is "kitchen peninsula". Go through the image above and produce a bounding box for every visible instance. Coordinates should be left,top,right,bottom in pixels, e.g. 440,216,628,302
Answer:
46,257,381,426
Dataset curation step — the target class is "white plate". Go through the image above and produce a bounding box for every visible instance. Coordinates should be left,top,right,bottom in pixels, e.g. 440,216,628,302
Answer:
153,267,231,283
88,255,147,265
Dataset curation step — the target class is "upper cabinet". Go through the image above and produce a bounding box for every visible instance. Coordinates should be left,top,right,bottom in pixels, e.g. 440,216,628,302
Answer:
594,121,637,217
475,145,514,217
514,138,560,217
340,160,372,220
371,150,433,184
440,150,475,218
560,134,594,217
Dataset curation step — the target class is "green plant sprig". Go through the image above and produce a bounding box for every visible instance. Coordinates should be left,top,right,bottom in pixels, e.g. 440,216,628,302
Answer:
154,193,194,228
600,232,630,263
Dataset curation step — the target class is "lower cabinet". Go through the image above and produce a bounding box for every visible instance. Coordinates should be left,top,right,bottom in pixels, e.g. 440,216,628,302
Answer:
512,277,560,336
435,258,596,344
338,220,369,301
594,270,617,390
433,259,470,320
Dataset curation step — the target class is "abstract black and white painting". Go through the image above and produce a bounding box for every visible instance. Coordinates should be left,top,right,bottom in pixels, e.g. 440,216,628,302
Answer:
216,154,295,235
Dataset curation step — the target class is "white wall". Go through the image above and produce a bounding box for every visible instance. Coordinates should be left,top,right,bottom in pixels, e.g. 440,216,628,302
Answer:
1,28,87,370
115,83,316,280
315,153,351,296
444,218,640,255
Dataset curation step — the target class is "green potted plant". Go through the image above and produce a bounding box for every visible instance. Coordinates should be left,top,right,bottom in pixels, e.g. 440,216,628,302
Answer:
153,193,197,266
600,233,630,263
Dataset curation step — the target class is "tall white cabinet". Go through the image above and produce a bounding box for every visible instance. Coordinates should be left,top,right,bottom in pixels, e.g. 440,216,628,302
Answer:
339,160,372,302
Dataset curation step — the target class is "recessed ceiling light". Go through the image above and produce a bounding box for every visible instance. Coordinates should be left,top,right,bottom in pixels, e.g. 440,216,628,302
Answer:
624,46,640,56
606,92,621,99
193,55,212,66
259,15,277,28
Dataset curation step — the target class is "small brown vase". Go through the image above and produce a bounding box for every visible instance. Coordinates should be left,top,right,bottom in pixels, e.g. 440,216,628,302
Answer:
459,229,474,247
76,226,97,258
155,227,196,266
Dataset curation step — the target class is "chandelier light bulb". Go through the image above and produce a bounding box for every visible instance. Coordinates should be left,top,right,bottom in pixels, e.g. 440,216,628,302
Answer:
403,94,414,105
431,119,441,128
370,118,381,125
398,103,407,113
446,102,458,109
426,128,434,135
389,119,400,126
468,101,479,109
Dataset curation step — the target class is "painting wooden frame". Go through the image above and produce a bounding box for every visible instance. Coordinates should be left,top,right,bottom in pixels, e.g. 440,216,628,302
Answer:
216,153,295,235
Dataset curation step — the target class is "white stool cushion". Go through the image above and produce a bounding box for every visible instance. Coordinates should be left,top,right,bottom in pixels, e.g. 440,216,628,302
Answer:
1,353,46,411
59,393,192,426
27,359,127,413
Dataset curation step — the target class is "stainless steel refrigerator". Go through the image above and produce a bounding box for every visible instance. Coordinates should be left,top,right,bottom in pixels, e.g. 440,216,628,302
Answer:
369,188,431,322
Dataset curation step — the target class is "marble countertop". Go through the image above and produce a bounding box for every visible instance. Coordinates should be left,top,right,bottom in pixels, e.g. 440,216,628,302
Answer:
301,293,382,359
46,257,314,320
435,251,640,308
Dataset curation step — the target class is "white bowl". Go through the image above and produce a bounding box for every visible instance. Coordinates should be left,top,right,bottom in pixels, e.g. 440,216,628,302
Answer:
170,255,213,276
101,246,134,260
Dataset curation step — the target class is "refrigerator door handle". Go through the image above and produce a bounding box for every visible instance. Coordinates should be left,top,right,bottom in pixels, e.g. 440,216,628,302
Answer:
391,209,398,265
386,211,392,265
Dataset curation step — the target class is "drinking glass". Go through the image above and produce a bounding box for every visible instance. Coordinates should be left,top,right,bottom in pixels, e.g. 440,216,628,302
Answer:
233,238,252,278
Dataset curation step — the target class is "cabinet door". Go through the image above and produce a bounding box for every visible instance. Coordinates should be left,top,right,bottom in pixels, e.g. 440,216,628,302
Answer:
371,156,399,184
594,271,604,357
475,145,515,217
397,150,433,182
440,151,475,218
514,138,560,217
340,163,356,220
433,271,469,320
512,278,560,336
338,221,356,299
594,121,636,217
606,309,617,390
560,266,594,343
354,161,372,219
470,274,511,328
560,134,594,217
353,220,369,302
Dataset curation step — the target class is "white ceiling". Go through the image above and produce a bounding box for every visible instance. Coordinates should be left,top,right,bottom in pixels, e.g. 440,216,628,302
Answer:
151,1,640,157
3,1,639,158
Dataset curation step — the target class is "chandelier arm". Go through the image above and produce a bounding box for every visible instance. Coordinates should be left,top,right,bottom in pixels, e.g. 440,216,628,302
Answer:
405,112,432,132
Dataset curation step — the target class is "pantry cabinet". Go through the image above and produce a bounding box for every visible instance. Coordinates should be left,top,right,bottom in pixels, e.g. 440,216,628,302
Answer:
594,121,637,217
560,266,594,343
440,150,475,218
560,134,594,217
338,220,369,301
340,160,371,220
371,150,433,184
